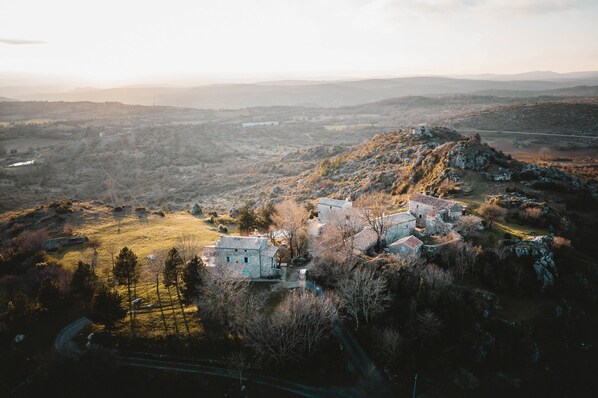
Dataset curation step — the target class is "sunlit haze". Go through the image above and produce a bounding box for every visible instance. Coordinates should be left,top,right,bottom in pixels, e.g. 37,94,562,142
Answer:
2,0,598,85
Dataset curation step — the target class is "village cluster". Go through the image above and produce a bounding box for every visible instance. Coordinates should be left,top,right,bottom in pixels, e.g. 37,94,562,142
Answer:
205,193,466,280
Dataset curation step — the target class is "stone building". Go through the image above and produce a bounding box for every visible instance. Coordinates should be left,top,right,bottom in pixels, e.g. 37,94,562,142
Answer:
388,235,423,255
212,236,279,279
409,193,463,228
317,197,352,225
383,212,416,244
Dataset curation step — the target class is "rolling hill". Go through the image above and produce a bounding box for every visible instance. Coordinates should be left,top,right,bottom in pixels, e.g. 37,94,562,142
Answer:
6,75,598,109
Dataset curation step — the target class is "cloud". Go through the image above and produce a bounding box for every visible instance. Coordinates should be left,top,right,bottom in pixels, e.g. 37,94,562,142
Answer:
381,0,596,15
0,38,45,45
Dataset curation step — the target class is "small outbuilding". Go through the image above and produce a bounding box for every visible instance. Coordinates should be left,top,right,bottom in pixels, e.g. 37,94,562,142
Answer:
388,235,423,255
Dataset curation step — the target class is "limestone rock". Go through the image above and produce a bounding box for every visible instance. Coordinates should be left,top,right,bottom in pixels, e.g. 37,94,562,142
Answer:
512,235,557,290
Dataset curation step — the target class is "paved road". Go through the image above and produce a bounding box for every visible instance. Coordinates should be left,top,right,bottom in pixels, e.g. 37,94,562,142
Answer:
55,318,360,398
457,128,598,140
54,317,91,357
305,281,389,395
124,356,358,398
332,319,388,395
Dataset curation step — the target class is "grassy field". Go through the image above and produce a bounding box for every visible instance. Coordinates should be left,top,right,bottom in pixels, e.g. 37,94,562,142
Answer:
43,207,240,338
112,281,205,337
50,209,237,273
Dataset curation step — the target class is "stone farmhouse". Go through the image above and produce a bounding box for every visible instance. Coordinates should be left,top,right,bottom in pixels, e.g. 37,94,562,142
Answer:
316,193,464,256
384,212,417,243
408,194,464,233
317,197,353,225
209,236,279,279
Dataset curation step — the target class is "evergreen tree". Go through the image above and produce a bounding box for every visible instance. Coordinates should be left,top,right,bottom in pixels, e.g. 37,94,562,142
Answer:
238,204,257,234
113,247,139,334
89,284,127,330
258,203,276,232
182,255,205,303
70,261,97,305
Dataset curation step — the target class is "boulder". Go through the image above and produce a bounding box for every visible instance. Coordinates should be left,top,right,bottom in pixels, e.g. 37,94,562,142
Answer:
191,203,203,215
512,235,557,290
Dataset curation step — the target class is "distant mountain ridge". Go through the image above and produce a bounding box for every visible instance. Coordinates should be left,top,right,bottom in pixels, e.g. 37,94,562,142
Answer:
3,74,598,109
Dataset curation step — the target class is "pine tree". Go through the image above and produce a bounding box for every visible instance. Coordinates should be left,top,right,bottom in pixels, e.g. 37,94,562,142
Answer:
70,261,97,306
238,204,257,234
182,255,205,303
89,284,127,330
113,247,139,334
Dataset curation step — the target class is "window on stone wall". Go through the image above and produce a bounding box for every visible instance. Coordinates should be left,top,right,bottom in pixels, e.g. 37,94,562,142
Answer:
225,256,231,263
244,257,249,263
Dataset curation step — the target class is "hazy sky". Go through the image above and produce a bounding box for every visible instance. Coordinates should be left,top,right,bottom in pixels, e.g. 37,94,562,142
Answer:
2,0,598,84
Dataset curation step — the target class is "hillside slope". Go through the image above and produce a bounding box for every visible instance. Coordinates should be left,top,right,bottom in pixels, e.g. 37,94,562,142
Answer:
444,102,598,135
283,126,595,200
273,126,598,251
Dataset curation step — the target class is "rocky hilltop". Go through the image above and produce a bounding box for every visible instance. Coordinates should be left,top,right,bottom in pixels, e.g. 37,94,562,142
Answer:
282,125,596,205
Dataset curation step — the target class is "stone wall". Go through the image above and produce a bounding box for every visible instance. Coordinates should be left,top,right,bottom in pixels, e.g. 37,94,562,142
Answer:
385,220,416,244
214,248,277,278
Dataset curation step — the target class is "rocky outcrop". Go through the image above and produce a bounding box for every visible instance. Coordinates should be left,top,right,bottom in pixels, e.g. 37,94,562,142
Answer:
513,164,597,198
487,193,544,209
447,141,494,171
282,145,346,162
484,167,513,181
512,235,557,290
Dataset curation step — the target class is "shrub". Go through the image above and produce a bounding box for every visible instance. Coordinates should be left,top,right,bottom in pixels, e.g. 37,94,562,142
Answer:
218,224,228,233
62,224,74,236
552,236,572,250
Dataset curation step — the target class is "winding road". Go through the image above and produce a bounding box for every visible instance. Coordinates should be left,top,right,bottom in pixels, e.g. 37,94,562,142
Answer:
54,317,361,398
54,317,91,357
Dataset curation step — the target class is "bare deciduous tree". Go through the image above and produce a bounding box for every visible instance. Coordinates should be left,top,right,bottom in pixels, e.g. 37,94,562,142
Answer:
198,264,250,330
456,215,483,238
355,193,394,252
245,290,337,365
437,241,481,280
391,252,426,270
376,327,403,369
16,228,50,253
338,268,389,329
418,263,454,303
478,203,507,229
416,309,442,338
176,234,200,263
328,208,363,258
227,350,249,388
271,200,309,259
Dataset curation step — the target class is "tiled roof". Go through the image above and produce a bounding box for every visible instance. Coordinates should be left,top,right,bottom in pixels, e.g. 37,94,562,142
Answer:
318,197,351,207
383,211,416,224
391,235,423,249
216,236,265,250
410,194,462,210
353,227,378,252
